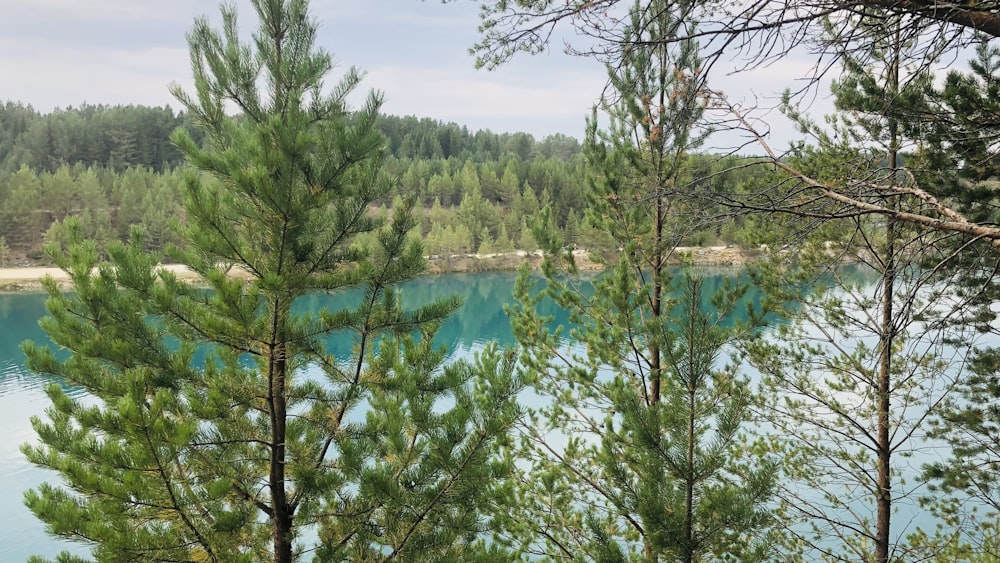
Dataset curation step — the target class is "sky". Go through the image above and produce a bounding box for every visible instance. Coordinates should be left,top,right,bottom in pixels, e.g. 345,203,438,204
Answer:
0,0,834,146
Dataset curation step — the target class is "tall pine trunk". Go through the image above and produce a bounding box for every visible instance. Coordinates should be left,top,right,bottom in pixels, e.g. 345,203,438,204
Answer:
269,299,293,563
875,27,901,563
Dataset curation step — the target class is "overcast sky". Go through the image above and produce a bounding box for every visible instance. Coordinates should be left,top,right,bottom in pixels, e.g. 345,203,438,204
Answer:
0,0,832,146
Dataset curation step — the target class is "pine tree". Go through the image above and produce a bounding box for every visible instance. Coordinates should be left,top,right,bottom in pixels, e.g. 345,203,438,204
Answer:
505,0,778,560
746,15,972,562
477,226,495,254
498,161,519,204
516,216,536,251
494,222,514,253
0,235,8,267
20,2,521,562
562,209,582,249
40,165,77,222
920,42,1000,552
0,165,43,246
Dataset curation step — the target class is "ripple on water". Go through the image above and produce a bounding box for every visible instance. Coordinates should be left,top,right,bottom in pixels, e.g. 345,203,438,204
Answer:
0,360,92,480
0,360,92,562
0,360,89,400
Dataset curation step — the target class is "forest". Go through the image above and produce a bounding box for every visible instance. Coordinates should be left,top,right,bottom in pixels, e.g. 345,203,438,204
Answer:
12,0,1000,562
0,101,766,268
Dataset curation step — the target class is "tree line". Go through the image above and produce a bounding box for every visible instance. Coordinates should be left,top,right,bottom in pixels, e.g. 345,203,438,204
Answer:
0,100,581,176
0,102,769,264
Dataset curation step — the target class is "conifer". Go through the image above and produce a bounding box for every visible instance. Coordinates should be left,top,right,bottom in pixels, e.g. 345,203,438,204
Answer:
21,2,521,562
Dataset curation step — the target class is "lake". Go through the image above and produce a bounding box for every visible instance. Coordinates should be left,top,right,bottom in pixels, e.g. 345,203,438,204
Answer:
0,271,547,562
0,268,955,562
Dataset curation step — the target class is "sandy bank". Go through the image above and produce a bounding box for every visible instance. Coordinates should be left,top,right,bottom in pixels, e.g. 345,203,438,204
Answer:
0,246,755,293
0,264,206,292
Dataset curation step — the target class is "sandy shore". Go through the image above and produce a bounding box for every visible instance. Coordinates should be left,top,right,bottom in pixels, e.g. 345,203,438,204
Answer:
0,246,753,292
0,264,205,292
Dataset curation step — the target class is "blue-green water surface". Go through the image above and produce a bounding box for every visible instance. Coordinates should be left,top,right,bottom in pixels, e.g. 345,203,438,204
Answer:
0,268,903,562
0,271,539,562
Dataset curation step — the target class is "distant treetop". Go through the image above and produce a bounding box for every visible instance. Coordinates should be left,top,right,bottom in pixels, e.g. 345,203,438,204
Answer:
0,101,581,175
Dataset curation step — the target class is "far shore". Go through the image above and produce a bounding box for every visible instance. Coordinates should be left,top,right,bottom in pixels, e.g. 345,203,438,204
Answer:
0,263,208,293
0,246,754,293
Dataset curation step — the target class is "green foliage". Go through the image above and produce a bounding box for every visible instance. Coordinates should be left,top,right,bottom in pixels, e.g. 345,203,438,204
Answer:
913,41,1000,195
745,219,968,563
508,263,778,562
455,0,1000,560
926,320,1000,515
21,2,521,562
739,21,975,562
905,45,1000,395
0,165,44,246
504,1,778,561
578,0,719,264
0,95,782,264
516,217,537,251
0,101,197,174
0,100,585,177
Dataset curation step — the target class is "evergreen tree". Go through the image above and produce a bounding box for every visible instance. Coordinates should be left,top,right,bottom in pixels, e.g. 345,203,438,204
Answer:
563,208,582,248
21,2,521,562
505,1,778,561
920,46,1000,547
498,161,520,204
427,170,457,206
494,222,514,253
3,165,44,248
477,226,495,254
479,161,502,202
746,16,972,562
512,182,540,221
40,165,76,222
516,216,537,252
458,177,501,251
451,223,475,254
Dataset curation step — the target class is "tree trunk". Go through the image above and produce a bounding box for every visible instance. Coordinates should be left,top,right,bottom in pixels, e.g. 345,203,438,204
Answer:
876,213,894,563
875,32,901,563
684,281,697,563
269,304,293,563
650,191,664,406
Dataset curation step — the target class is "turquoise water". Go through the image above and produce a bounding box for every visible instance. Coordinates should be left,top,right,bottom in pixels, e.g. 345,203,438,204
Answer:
0,271,538,562
1,291,75,563
2,268,947,562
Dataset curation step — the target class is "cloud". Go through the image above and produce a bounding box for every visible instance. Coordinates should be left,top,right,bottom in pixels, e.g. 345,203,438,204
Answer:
0,37,188,110
362,63,604,137
6,0,189,22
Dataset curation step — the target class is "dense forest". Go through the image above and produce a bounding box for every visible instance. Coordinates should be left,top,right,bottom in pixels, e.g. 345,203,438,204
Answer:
0,100,765,266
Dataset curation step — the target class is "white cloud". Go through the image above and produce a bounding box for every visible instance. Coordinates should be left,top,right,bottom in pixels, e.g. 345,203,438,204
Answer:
0,38,188,110
5,0,200,22
0,0,843,146
363,63,603,135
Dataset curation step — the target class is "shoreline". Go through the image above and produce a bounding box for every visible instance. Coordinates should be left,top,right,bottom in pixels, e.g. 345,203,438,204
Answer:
0,246,755,293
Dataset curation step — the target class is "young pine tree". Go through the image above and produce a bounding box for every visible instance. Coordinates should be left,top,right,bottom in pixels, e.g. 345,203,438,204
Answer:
920,44,1000,557
21,2,521,563
745,15,971,563
0,234,8,267
505,0,778,561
